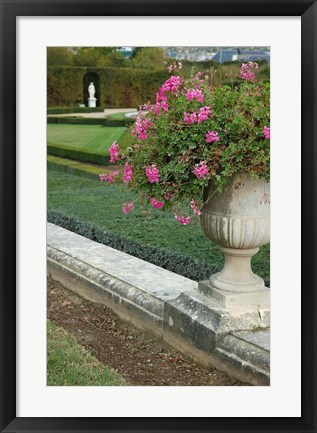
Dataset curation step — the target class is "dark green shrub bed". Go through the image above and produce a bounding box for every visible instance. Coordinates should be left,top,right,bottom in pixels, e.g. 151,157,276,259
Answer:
47,144,109,165
47,107,104,114
48,209,221,281
47,116,134,127
47,117,107,126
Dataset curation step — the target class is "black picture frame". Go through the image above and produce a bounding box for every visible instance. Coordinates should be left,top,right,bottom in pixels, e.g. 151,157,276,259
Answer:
0,1,316,432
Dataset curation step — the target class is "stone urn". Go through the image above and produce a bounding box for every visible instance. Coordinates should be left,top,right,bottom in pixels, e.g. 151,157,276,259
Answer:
199,173,270,309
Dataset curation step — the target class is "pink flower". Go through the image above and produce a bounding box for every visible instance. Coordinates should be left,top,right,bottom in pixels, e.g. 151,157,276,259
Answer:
184,112,197,124
99,173,108,181
99,171,119,183
190,199,201,216
205,130,219,143
239,62,258,82
150,198,164,209
109,141,120,163
132,116,153,141
197,106,211,123
175,214,191,225
193,161,209,180
167,62,182,73
160,76,183,93
145,165,160,183
155,92,169,114
122,202,135,215
186,88,204,103
263,126,270,139
107,171,119,183
123,162,133,184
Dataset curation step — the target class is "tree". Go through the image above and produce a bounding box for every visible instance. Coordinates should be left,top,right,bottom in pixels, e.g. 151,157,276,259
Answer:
72,48,116,67
47,47,73,66
130,47,166,70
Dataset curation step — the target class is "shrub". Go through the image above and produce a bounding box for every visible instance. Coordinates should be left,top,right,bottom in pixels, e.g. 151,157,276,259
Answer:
47,210,222,282
47,144,109,165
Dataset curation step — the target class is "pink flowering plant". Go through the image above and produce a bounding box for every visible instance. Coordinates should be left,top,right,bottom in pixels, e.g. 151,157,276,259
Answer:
101,61,270,223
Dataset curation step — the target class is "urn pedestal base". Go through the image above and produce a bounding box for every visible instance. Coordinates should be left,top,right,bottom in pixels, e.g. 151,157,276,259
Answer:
198,280,270,309
198,245,270,309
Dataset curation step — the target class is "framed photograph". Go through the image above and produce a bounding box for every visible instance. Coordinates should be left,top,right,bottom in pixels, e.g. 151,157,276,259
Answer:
0,0,316,432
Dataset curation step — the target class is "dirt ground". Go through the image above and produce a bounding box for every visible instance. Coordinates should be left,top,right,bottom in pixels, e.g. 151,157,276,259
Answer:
47,277,245,386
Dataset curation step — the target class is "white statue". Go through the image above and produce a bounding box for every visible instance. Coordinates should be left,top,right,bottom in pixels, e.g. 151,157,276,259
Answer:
88,82,95,98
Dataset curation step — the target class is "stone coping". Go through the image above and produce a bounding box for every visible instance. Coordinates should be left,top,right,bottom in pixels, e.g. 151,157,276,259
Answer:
47,223,270,385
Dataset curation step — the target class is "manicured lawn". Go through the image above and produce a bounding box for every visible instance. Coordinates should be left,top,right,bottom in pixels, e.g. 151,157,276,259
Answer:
47,124,126,155
47,320,126,386
47,169,270,285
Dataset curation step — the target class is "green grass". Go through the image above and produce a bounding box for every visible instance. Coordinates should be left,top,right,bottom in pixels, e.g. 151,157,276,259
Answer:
47,320,126,386
48,155,102,174
47,124,126,155
107,112,136,120
47,169,270,284
117,127,136,148
47,155,104,179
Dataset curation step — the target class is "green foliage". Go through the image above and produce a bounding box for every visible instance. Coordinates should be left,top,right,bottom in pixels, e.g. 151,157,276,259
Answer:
47,116,107,126
47,66,169,107
48,209,223,282
47,107,104,114
72,47,112,67
47,320,126,386
47,115,134,127
48,144,109,165
47,67,85,106
47,155,102,179
130,47,166,70
47,47,73,66
47,169,270,286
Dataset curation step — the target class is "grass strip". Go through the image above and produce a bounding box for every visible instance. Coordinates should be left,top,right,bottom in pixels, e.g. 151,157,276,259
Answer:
47,124,126,153
47,155,103,179
47,320,126,386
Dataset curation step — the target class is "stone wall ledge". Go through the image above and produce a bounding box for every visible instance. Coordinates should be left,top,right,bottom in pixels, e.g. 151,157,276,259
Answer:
47,223,270,385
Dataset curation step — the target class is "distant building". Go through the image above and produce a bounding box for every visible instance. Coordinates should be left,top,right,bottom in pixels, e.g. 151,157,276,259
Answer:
213,49,270,64
117,47,133,58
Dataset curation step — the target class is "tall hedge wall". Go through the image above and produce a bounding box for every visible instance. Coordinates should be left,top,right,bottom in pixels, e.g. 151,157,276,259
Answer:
47,66,169,108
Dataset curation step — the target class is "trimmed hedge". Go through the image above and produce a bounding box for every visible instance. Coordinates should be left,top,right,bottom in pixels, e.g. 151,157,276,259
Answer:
47,107,104,114
47,116,134,127
47,116,107,126
47,156,101,180
47,162,99,180
47,210,219,282
47,143,109,165
105,118,135,127
48,66,169,107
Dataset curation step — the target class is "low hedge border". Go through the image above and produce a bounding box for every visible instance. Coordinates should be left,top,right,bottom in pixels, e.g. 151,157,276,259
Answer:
105,118,134,127
47,116,134,127
47,161,100,180
47,117,107,126
47,143,109,166
47,210,219,282
47,107,104,114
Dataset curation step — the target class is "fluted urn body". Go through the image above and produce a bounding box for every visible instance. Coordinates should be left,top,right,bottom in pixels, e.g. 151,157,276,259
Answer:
200,174,270,298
